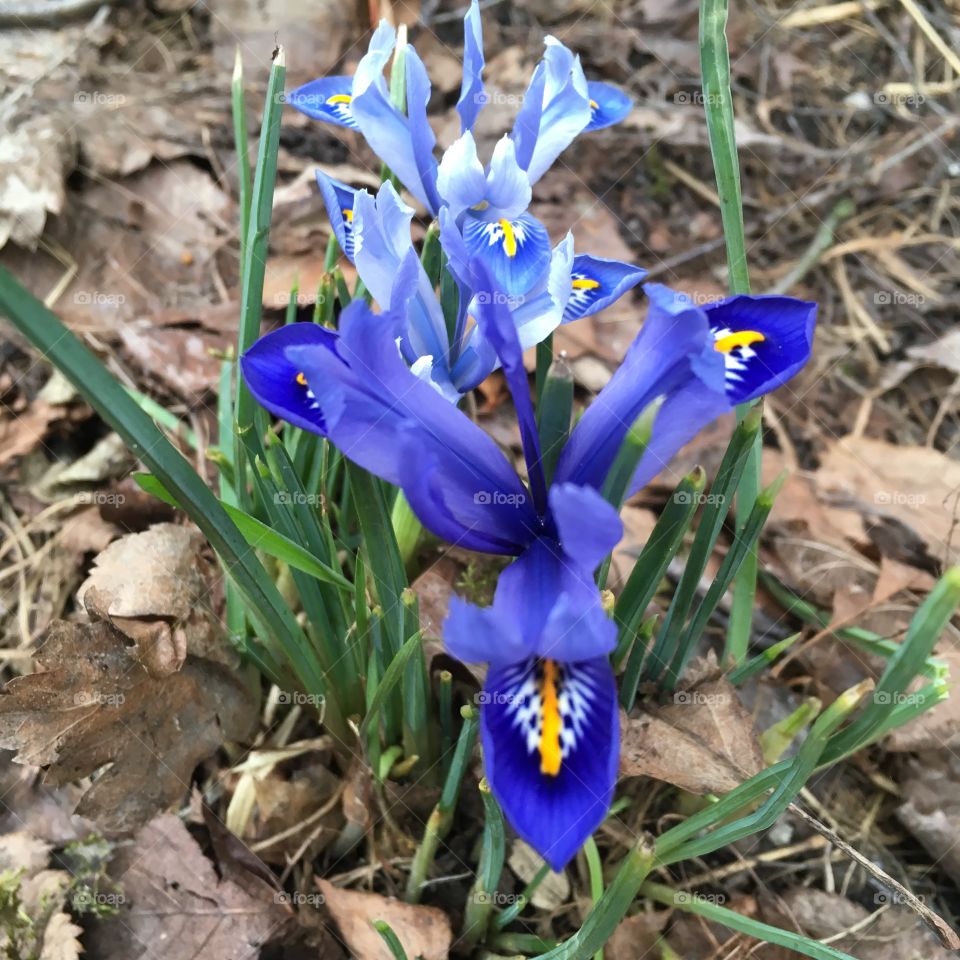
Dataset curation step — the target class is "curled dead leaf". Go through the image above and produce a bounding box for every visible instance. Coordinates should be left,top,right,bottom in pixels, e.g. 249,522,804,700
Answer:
317,878,452,960
0,619,256,832
620,678,763,795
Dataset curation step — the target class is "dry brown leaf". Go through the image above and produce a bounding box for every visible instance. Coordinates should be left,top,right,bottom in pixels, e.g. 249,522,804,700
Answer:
317,878,452,960
0,619,256,832
0,400,59,468
86,814,290,960
815,436,960,566
508,840,569,910
897,752,960,889
763,887,956,959
607,909,670,960
78,523,228,674
0,833,81,960
0,114,75,250
620,678,763,794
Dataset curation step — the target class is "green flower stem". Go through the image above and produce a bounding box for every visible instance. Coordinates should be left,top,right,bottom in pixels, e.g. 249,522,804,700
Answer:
406,705,480,903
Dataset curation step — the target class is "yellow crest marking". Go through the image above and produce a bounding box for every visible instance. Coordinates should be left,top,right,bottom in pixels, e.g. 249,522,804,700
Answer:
589,99,599,110
572,277,601,290
539,659,563,777
326,94,352,105
714,330,766,353
295,372,308,386
342,208,354,223
498,219,518,258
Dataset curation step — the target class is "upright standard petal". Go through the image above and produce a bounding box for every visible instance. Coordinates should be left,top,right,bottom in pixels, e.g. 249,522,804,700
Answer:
491,540,617,662
240,322,338,435
511,38,592,184
549,483,623,572
436,132,488,222
481,654,619,871
554,283,724,492
470,259,546,511
351,22,440,215
353,185,449,364
585,81,632,130
287,76,358,128
563,254,647,323
315,172,358,262
704,295,816,404
462,212,551,296
457,0,486,133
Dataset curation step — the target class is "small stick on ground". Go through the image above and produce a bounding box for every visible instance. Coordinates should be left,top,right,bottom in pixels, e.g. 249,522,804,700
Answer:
788,802,960,949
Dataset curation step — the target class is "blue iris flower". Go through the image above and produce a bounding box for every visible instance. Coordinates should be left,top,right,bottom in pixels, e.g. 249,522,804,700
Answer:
310,173,645,399
241,256,816,870
289,0,634,300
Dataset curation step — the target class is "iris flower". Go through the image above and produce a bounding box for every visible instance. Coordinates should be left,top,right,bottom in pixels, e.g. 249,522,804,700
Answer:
307,173,646,399
241,256,816,870
288,0,645,382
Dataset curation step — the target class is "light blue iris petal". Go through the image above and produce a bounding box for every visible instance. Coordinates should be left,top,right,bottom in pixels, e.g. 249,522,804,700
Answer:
483,136,532,221
405,47,443,214
462,212,551,296
287,76,358,128
512,234,574,348
353,184,449,366
563,253,647,322
436,131,488,221
511,61,547,173
457,0,486,133
511,38,592,184
586,80,632,130
351,21,440,215
314,172,358,262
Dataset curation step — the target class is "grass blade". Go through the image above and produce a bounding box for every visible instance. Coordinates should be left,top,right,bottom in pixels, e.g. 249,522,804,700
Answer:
0,266,323,699
699,0,762,665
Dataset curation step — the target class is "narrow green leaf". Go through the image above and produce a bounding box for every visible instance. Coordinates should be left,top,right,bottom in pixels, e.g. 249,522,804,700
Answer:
0,266,321,698
360,631,424,738
135,474,352,590
641,882,856,960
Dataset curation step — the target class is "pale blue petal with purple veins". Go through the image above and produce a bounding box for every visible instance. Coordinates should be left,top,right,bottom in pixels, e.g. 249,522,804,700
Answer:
512,38,592,184
462,212,551,296
350,21,440,215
